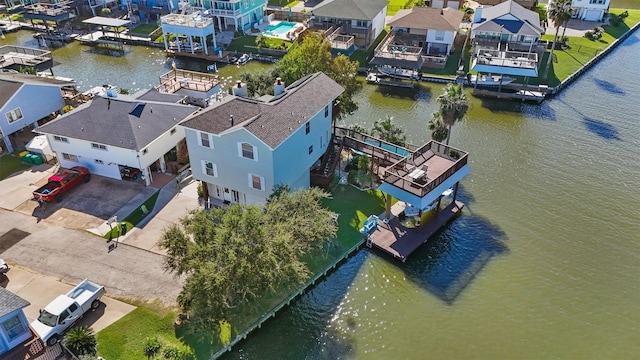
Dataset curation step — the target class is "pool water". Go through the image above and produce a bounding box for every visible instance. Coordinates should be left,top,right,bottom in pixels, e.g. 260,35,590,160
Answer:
266,21,297,36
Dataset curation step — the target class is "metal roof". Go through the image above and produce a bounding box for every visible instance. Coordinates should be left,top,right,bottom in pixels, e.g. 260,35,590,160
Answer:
83,16,131,27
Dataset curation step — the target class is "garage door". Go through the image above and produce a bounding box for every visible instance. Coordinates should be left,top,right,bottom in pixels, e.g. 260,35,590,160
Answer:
584,10,602,22
447,1,460,9
432,0,444,8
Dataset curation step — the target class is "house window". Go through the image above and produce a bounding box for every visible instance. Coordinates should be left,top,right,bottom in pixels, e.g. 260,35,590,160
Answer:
5,108,23,124
589,0,604,3
53,136,69,143
91,143,107,150
244,0,248,8
170,128,177,135
62,153,78,162
239,142,257,160
249,174,264,191
435,30,445,41
95,159,104,164
251,0,255,4
305,122,310,134
309,145,313,154
2,315,26,340
200,132,211,148
202,160,217,177
324,105,329,118
356,20,367,27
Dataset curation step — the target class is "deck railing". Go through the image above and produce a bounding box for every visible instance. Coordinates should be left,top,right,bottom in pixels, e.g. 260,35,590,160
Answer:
473,48,538,69
157,69,219,93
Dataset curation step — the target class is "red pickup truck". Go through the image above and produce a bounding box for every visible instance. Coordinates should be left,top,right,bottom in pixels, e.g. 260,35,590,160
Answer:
33,166,91,203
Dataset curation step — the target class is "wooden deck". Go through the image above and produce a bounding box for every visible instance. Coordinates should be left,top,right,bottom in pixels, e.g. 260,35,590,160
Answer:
367,200,464,262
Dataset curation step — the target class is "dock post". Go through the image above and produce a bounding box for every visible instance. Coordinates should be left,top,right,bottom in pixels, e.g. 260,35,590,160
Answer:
385,194,392,220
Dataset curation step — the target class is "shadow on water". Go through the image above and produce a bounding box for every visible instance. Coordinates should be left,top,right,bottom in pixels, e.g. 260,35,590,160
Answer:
478,97,557,121
83,48,130,57
620,35,639,46
395,187,508,304
593,77,626,95
582,117,621,140
374,84,431,101
220,251,370,360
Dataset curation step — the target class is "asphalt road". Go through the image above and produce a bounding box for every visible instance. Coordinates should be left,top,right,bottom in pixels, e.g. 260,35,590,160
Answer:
0,209,183,306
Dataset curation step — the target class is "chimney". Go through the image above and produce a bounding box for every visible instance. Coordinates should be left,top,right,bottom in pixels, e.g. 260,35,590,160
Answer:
230,115,234,127
274,77,285,96
473,5,484,24
231,80,248,97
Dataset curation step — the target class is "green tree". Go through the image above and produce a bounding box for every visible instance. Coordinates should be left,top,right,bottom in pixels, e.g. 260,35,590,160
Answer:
371,115,406,147
543,0,573,80
428,112,448,142
255,34,267,48
63,326,97,356
158,188,337,331
142,336,161,359
435,84,470,145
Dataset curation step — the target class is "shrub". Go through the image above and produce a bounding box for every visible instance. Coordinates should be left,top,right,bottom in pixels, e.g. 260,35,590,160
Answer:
64,326,97,356
142,336,162,359
619,10,629,20
162,345,180,359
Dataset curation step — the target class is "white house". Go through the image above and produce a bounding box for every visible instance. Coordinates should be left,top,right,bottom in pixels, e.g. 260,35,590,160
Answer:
560,0,610,22
181,73,344,206
0,287,31,356
0,72,74,154
35,90,198,186
471,0,543,47
388,7,464,56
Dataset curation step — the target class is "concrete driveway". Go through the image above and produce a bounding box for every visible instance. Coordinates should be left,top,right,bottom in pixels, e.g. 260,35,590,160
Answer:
0,164,56,211
2,265,136,333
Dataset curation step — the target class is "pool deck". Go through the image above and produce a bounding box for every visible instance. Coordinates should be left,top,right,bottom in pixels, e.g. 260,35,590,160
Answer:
260,20,305,41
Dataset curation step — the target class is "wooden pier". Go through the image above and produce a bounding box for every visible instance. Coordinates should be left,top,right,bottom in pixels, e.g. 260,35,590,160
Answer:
472,87,547,103
367,201,464,262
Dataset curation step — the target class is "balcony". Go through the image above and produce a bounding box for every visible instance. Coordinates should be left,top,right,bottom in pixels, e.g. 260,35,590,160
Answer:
157,68,219,94
207,8,242,17
161,13,214,28
370,32,425,69
471,48,539,77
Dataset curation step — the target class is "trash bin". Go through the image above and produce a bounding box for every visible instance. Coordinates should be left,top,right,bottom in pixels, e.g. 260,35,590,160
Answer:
22,153,33,164
30,153,42,165
120,222,127,235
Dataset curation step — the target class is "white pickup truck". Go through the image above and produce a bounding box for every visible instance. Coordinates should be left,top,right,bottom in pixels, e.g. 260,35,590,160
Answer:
31,279,105,346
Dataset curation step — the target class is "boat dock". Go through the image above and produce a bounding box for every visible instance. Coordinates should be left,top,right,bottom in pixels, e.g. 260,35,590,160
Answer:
367,200,464,262
472,86,547,103
0,45,53,71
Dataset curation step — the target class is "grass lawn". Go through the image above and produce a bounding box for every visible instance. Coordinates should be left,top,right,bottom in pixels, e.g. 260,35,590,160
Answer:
350,29,388,68
267,0,298,7
129,23,158,35
387,0,420,16
0,153,30,181
422,45,464,77
103,191,160,239
227,35,292,54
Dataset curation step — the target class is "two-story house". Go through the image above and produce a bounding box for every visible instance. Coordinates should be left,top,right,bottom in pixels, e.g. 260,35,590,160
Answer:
0,72,74,154
181,72,344,206
0,287,31,356
167,0,267,32
554,0,610,22
308,0,388,50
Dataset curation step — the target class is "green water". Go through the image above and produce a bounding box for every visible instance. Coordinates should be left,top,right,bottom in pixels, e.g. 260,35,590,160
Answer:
3,28,639,359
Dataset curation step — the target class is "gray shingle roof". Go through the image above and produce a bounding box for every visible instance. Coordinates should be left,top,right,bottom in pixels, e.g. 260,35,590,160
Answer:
36,96,198,150
389,7,464,31
472,0,542,36
0,287,30,318
132,88,186,103
311,0,388,21
181,72,344,149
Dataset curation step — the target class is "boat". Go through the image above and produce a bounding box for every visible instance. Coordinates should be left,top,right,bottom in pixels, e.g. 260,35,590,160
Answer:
33,31,73,43
169,41,203,53
236,53,252,65
377,65,421,81
467,74,515,87
365,72,414,88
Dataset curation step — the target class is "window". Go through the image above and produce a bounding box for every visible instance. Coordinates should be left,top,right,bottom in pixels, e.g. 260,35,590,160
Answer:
62,153,78,162
244,0,248,8
200,132,211,148
305,122,310,134
324,105,329,118
91,143,107,150
589,0,604,3
435,30,445,41
69,303,79,313
2,315,26,340
249,174,264,191
5,108,23,123
239,142,257,160
53,136,69,143
309,145,313,154
356,20,367,27
59,310,70,324
202,160,217,177
95,159,104,164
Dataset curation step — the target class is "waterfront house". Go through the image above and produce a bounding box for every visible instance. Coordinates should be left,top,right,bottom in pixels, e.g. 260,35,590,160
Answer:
550,0,610,22
35,88,199,186
470,0,544,78
0,287,31,356
371,7,464,70
181,72,344,206
475,0,538,10
0,72,74,154
308,0,388,50
165,0,268,32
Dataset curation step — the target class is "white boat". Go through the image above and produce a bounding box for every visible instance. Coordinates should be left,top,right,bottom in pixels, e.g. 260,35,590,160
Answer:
377,65,421,81
236,53,251,65
468,74,515,86
169,41,203,53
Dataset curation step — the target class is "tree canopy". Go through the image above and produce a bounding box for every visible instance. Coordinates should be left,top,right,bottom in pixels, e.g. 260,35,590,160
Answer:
158,187,338,330
435,84,470,145
371,115,407,147
240,32,361,119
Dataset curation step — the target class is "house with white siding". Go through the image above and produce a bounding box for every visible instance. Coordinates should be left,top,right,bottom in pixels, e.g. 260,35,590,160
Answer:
181,72,344,206
0,287,31,356
35,90,198,186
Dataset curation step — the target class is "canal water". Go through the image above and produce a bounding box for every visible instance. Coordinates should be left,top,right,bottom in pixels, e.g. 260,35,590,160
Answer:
3,28,639,359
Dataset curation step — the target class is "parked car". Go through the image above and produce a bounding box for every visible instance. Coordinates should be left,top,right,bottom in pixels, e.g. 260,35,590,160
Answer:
32,166,90,203
31,279,105,346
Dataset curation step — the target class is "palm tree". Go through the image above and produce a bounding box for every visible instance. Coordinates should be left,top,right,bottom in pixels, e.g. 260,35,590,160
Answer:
435,84,470,145
428,112,448,143
63,326,97,356
543,0,574,80
371,115,406,147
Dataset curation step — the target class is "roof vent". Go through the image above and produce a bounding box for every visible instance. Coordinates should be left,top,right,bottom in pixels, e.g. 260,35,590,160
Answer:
274,77,285,96
230,115,234,126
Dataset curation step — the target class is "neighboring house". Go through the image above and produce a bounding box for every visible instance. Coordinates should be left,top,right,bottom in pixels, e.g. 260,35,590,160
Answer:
0,287,31,356
308,0,388,50
165,0,268,32
470,0,544,77
35,90,198,186
181,72,344,206
429,0,462,9
559,0,610,22
475,0,538,10
0,72,74,154
371,7,463,69
160,12,216,55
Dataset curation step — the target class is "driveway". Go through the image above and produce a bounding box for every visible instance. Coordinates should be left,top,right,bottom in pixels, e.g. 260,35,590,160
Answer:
0,164,56,211
2,265,136,333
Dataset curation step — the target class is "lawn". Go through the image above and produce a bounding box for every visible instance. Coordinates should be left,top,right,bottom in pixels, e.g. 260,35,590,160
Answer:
267,0,299,7
103,191,160,239
0,153,30,181
226,35,292,54
129,23,158,35
350,29,388,68
387,0,420,16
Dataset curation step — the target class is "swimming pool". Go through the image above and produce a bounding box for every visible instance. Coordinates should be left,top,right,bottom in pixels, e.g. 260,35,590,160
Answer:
266,21,297,37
